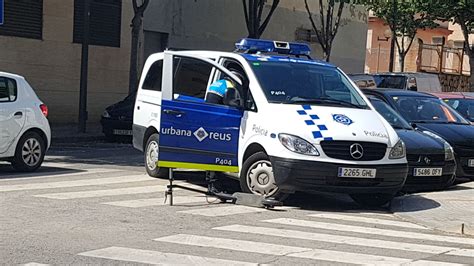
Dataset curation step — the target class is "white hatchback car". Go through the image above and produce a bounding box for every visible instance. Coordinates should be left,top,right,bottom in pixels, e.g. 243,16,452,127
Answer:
0,71,51,172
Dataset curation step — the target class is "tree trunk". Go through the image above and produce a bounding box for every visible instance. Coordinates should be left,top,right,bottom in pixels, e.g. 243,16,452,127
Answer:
399,52,406,72
324,46,331,62
470,53,474,92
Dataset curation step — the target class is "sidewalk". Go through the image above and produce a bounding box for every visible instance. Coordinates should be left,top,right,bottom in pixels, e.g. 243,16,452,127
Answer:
51,124,104,144
392,181,474,236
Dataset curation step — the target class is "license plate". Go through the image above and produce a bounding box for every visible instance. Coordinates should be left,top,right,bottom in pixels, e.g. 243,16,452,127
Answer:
469,159,474,167
413,168,443,176
338,167,376,178
113,129,132,136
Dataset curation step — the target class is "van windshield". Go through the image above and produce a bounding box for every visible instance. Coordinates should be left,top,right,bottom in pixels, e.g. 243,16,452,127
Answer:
249,61,369,109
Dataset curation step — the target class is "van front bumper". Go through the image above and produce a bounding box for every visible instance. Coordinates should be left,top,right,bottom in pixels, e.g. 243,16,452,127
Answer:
270,156,408,194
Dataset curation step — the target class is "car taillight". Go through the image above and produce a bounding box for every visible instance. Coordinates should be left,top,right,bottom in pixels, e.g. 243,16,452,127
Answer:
40,104,48,117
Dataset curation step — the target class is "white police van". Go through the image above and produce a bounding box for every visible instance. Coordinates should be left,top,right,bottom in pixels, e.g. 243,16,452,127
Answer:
133,39,408,207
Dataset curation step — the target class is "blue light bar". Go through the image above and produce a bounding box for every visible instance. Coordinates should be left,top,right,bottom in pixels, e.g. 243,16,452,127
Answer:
235,38,311,56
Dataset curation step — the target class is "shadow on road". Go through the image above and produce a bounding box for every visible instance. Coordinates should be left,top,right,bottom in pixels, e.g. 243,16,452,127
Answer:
391,195,441,212
0,164,86,180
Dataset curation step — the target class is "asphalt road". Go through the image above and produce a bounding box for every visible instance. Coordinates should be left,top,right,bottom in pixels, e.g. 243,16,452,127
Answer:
1,141,473,265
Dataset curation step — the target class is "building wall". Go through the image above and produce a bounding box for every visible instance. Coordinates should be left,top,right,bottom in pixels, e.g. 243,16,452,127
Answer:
0,0,133,124
143,0,368,74
365,17,452,73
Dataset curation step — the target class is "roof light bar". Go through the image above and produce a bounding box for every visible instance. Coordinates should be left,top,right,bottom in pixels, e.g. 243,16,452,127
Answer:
235,38,311,56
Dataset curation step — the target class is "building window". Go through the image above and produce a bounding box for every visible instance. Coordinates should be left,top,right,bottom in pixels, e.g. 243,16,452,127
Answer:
73,0,122,47
0,0,43,40
295,27,319,43
432,36,444,45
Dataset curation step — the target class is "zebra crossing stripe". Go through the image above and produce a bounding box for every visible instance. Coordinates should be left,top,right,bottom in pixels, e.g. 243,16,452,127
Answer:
33,186,166,199
155,234,310,255
264,218,474,246
213,224,473,255
0,175,153,192
308,213,427,230
288,250,464,266
178,205,266,217
446,248,474,258
154,234,464,265
102,196,206,207
0,168,118,181
78,246,257,265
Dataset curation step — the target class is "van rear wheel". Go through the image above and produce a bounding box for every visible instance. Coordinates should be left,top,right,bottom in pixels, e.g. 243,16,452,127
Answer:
145,133,168,178
240,152,289,202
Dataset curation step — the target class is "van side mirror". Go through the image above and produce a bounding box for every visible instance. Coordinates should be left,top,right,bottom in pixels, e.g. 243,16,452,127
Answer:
409,85,417,91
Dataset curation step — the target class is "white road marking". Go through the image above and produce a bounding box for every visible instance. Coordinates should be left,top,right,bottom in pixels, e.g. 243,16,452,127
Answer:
288,250,464,266
154,234,464,265
446,248,474,258
33,186,166,199
154,234,310,255
0,175,153,192
214,224,474,255
22,263,50,266
308,213,427,229
0,168,118,181
79,246,257,265
102,196,206,207
178,205,266,217
265,218,474,246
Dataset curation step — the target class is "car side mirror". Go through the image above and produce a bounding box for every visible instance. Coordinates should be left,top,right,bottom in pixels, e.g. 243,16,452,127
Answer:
408,85,417,91
223,87,243,108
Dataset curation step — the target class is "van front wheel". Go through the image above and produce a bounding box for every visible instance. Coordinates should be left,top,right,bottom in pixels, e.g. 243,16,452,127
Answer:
144,133,168,178
240,152,289,202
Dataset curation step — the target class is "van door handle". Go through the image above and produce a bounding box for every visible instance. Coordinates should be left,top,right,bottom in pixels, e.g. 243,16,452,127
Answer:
14,111,23,118
163,109,185,117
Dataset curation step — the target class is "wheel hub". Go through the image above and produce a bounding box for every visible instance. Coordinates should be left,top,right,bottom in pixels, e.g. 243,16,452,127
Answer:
247,160,278,197
22,138,41,167
147,141,159,170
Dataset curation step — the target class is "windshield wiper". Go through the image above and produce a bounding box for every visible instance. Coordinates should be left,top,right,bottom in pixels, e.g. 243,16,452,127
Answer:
287,98,367,109
392,125,411,130
411,120,468,125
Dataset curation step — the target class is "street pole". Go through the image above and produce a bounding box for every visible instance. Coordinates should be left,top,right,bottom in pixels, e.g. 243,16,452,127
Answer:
376,43,381,73
78,0,91,133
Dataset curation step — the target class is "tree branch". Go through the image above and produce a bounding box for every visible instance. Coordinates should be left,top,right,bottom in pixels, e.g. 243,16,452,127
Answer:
304,0,325,48
258,0,280,36
242,0,252,34
332,1,344,39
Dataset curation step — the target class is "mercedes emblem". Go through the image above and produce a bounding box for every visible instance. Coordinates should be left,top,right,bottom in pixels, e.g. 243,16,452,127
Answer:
350,143,364,159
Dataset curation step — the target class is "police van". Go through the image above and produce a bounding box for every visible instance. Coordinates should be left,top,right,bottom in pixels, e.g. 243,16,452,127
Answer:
132,39,408,207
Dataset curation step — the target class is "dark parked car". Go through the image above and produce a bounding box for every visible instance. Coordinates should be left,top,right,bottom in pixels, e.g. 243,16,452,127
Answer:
430,92,474,123
368,96,456,192
364,89,474,180
100,93,135,141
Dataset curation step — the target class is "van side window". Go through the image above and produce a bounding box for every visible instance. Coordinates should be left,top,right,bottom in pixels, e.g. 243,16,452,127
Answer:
0,77,18,103
173,56,212,101
142,60,163,91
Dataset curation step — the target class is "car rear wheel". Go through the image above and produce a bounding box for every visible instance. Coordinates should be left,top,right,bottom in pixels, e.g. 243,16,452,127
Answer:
240,152,289,202
350,193,394,208
11,131,45,172
145,133,168,178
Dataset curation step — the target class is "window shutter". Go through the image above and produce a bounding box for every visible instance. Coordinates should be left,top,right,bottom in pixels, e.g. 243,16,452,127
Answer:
0,0,43,39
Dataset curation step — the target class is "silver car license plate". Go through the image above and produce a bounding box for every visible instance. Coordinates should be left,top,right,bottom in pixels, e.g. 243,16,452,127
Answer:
468,159,474,167
413,168,443,176
338,167,376,178
113,129,133,136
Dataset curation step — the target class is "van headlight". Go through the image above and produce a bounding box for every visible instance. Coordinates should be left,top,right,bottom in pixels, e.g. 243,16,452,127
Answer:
422,131,454,161
389,139,406,159
278,134,320,156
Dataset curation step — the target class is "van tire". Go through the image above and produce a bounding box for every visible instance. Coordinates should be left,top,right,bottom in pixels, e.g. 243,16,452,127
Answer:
11,131,45,172
240,152,289,202
144,133,168,178
350,193,394,208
